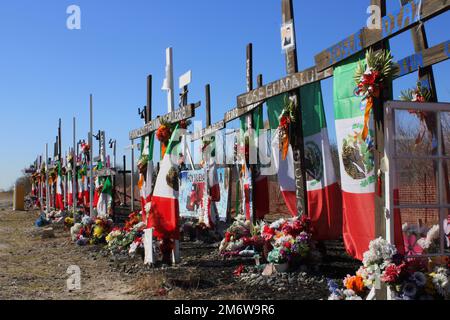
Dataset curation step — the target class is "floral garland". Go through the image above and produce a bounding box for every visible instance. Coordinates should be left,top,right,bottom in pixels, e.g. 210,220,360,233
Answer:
328,238,450,300
354,49,393,140
278,96,296,160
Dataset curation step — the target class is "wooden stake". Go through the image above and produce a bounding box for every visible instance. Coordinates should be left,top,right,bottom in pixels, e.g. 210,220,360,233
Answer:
245,43,256,224
282,0,308,217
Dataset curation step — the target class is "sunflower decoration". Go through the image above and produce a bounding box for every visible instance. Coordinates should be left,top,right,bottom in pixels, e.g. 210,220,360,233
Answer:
278,95,296,160
354,49,393,140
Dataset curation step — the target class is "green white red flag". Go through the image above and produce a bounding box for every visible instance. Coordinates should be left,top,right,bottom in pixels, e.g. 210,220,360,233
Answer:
267,82,342,240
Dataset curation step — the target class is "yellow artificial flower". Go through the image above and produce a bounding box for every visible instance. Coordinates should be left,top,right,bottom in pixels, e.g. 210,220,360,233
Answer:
93,226,104,238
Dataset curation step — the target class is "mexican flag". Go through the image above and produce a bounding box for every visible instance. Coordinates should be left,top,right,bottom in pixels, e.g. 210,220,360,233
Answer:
139,133,155,223
67,170,74,207
239,106,269,221
146,124,181,240
200,136,221,228
333,54,376,260
77,165,89,207
267,82,342,240
97,176,113,218
55,162,65,211
333,54,403,260
93,161,102,208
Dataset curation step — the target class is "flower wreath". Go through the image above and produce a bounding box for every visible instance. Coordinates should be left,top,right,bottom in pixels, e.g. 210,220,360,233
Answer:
354,49,393,140
278,95,296,160
400,81,433,145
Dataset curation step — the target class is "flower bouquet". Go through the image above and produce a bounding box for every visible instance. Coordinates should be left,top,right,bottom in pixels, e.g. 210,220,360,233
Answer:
261,216,314,270
105,212,146,255
219,215,264,257
328,237,450,300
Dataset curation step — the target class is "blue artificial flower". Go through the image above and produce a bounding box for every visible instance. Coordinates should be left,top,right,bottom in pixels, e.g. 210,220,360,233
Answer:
327,279,339,293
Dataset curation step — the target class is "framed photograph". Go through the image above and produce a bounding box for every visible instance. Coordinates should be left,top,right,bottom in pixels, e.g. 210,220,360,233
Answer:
281,21,295,51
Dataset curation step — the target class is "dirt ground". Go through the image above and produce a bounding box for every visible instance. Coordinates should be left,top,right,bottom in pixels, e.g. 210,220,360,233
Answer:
0,192,360,300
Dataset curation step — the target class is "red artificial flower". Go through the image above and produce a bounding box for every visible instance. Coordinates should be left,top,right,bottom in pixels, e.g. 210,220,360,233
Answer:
179,120,188,129
382,263,408,284
262,225,275,241
281,224,293,236
279,115,290,129
283,241,292,249
225,232,232,242
233,264,245,277
361,71,380,86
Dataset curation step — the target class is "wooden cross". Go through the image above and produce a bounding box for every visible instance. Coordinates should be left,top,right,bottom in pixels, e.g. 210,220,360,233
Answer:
129,101,200,140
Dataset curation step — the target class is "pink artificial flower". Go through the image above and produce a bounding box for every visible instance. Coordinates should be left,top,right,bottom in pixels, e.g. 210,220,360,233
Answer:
403,233,424,256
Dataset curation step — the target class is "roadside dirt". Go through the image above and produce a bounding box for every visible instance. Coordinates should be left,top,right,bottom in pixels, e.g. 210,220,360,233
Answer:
0,192,360,300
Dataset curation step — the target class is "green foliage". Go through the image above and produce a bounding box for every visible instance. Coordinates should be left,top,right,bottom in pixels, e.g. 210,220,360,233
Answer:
400,82,432,102
354,48,394,84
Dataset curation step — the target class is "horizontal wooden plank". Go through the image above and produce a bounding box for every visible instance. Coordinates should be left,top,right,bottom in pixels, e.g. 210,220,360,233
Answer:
393,40,450,78
94,168,116,177
235,40,448,109
224,102,263,123
191,120,225,141
129,102,200,140
314,0,449,71
236,67,332,108
88,168,116,177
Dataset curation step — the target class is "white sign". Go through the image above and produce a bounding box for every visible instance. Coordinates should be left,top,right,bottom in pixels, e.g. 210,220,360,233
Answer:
179,70,192,89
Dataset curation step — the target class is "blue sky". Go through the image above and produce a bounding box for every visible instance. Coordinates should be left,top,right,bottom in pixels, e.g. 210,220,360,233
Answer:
0,0,448,190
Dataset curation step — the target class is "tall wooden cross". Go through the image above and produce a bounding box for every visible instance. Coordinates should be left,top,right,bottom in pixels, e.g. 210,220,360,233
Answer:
281,0,308,216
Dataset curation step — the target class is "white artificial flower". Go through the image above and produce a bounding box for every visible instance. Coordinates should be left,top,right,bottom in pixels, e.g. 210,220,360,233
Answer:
363,237,397,268
81,215,92,226
129,241,138,255
328,293,343,300
426,225,440,244
417,238,431,250
346,295,363,301
144,202,152,214
270,218,286,230
432,273,449,296
70,223,82,241
133,222,146,231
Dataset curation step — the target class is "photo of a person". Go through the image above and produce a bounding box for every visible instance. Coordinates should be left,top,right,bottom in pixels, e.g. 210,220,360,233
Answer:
281,22,295,51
